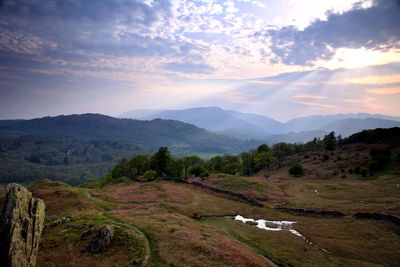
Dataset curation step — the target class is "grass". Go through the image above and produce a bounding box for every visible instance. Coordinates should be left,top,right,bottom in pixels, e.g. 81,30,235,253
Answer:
280,173,400,213
3,154,398,267
212,175,270,193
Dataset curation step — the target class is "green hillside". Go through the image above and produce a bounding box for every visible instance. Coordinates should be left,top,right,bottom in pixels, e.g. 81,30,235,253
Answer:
0,114,260,185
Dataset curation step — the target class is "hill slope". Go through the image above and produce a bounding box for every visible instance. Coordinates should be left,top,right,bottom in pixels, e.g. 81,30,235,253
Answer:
0,113,256,154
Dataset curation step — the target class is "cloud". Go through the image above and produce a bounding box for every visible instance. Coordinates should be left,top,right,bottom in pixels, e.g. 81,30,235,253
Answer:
345,74,400,85
161,62,214,74
0,0,185,57
266,0,400,65
295,101,337,109
218,91,264,105
293,94,327,99
365,87,400,95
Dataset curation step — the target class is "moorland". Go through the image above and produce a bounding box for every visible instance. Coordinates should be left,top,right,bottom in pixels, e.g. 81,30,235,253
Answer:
1,127,399,266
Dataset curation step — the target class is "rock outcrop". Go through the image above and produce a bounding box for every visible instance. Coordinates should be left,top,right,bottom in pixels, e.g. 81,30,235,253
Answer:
0,183,46,267
85,226,113,253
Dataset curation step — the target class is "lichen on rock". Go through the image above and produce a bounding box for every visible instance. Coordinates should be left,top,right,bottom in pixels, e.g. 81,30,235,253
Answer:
0,183,46,267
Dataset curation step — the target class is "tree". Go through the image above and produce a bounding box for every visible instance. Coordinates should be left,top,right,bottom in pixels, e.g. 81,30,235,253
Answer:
240,151,254,176
223,162,243,175
254,151,276,171
189,165,207,177
206,155,224,173
273,142,295,160
289,163,305,177
183,156,204,176
150,147,171,177
167,158,184,178
111,158,129,178
323,131,337,151
257,144,270,153
129,154,149,175
223,154,240,164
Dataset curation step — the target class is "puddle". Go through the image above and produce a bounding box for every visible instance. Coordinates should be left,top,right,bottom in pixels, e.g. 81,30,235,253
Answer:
234,215,328,253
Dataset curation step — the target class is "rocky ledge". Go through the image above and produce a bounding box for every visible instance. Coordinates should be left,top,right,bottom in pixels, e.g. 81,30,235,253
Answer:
0,183,46,267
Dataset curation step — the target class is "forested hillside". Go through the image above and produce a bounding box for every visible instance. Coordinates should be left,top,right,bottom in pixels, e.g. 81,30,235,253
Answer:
0,114,260,185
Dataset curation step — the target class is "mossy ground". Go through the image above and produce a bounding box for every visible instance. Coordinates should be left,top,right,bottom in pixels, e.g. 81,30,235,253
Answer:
1,143,399,266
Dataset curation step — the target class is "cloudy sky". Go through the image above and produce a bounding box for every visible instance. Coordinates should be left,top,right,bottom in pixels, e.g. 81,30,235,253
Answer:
0,0,399,121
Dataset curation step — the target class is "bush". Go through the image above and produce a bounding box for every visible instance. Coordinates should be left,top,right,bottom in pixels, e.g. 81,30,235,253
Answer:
323,154,329,161
355,166,361,174
189,165,207,177
143,170,156,180
223,162,243,175
289,163,305,177
369,148,391,172
360,168,368,177
200,171,209,178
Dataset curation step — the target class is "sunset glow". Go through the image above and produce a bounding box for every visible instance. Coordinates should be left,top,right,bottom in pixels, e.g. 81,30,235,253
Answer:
0,0,399,120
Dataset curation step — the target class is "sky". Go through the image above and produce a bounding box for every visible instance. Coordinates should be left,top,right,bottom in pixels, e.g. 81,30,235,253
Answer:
0,0,399,122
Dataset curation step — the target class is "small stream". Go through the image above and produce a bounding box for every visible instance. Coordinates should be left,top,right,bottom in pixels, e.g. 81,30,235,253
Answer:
234,215,328,253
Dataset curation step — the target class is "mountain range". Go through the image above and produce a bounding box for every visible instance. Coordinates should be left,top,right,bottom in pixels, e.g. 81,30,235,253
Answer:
119,107,400,142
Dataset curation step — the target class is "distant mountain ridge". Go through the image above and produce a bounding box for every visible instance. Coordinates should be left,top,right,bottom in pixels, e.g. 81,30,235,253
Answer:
119,107,400,141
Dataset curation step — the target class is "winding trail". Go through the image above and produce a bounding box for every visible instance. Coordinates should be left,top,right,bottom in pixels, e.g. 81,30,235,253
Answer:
85,190,152,266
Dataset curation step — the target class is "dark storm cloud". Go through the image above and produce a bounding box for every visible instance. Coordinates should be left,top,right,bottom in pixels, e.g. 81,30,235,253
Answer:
267,0,400,65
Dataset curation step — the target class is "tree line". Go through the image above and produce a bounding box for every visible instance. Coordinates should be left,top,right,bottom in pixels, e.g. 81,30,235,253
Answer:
110,131,345,180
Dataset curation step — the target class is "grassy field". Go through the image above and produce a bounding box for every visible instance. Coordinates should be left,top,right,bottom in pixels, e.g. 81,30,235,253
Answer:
2,141,400,267
11,168,396,267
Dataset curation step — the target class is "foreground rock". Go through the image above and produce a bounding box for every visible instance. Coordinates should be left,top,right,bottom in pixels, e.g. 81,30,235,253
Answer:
85,226,113,253
0,184,46,267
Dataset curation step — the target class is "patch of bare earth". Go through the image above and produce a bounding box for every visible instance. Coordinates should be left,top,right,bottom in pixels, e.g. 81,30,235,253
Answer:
102,182,193,204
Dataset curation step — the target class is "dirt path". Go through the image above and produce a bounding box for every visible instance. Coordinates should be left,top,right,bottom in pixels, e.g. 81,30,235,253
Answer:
85,190,152,266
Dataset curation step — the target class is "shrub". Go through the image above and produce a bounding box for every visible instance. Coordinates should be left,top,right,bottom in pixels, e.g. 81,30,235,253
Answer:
143,170,156,180
368,148,391,172
289,163,305,177
360,168,368,177
200,171,209,178
323,154,329,161
189,165,207,177
355,166,361,174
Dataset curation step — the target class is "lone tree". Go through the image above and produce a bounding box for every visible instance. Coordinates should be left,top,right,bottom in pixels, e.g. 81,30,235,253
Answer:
151,147,171,177
289,163,305,177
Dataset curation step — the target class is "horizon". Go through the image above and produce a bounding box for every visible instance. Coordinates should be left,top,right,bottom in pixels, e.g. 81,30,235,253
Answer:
3,106,400,124
0,0,399,121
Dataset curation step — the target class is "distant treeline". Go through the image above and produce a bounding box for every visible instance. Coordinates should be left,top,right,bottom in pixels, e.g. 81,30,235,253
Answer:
0,136,145,185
